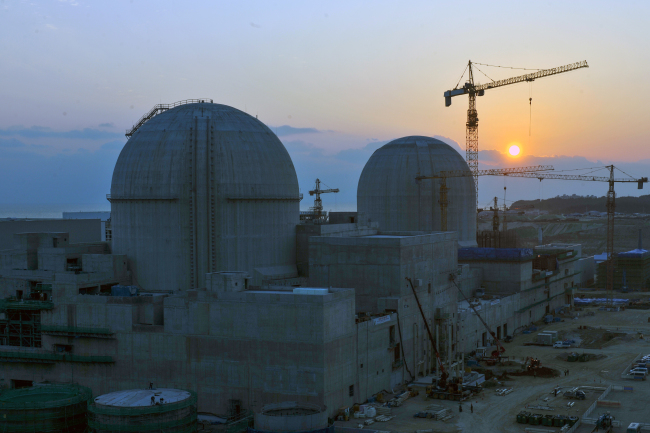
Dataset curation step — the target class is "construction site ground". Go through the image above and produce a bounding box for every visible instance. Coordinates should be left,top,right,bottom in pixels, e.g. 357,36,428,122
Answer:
334,300,650,433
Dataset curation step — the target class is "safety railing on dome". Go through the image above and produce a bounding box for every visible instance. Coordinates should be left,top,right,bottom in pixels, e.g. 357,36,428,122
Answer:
125,99,213,137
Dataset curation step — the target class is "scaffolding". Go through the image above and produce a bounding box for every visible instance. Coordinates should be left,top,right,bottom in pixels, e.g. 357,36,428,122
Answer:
88,390,198,433
0,384,92,433
596,249,650,291
0,298,53,348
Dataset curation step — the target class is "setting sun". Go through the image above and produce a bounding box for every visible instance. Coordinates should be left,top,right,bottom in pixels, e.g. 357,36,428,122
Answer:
508,145,521,156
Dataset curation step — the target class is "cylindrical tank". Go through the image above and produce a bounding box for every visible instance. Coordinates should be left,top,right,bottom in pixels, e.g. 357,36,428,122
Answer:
252,402,330,433
111,101,300,292
0,384,92,433
357,136,476,246
88,388,197,433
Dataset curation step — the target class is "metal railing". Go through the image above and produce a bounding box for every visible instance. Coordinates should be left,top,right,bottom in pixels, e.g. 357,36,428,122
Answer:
126,99,213,137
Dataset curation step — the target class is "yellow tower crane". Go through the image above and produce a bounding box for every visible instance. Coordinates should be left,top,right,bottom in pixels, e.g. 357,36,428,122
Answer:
443,60,589,225
415,165,553,231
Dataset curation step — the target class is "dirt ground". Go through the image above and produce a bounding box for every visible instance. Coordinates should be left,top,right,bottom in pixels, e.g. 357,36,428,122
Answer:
334,303,650,433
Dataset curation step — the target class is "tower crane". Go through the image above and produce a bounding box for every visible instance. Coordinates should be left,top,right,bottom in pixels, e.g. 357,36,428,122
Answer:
503,166,647,304
308,179,339,223
415,165,553,231
443,60,589,224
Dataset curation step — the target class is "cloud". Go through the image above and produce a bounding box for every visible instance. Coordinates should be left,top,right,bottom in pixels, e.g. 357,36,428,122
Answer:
98,122,115,128
45,24,58,30
250,22,261,28
272,125,320,136
0,126,123,140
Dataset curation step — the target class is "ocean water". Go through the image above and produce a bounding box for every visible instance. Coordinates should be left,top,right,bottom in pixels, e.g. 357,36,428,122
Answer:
1,202,355,219
0,203,111,219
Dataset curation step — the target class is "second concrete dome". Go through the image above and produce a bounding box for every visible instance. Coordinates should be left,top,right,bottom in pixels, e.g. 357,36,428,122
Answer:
357,136,476,246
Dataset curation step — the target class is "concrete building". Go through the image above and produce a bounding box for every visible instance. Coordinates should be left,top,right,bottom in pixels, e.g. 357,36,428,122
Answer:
63,212,111,242
0,218,101,250
0,100,583,422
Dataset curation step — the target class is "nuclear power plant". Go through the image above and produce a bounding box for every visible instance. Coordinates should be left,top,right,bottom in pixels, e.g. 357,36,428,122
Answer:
0,100,594,431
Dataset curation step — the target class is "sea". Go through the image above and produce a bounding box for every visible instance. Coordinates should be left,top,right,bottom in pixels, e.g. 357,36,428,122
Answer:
0,204,111,219
0,202,356,219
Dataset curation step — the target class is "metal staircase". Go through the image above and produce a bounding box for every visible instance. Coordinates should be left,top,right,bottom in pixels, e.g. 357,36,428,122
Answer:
125,99,213,137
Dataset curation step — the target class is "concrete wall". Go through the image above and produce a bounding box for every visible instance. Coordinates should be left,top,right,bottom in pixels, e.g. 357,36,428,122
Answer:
0,220,101,250
0,285,357,417
296,223,378,277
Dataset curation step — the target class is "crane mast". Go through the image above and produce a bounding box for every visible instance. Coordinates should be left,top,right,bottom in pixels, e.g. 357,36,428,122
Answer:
307,178,339,223
504,166,647,305
444,60,589,229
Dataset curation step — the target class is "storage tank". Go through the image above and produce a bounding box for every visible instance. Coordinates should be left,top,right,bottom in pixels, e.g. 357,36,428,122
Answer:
88,388,197,433
111,100,301,292
252,402,331,433
357,136,476,246
0,384,92,433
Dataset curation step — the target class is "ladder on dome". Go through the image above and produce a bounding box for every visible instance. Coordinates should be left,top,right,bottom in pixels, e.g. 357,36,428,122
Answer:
125,99,213,137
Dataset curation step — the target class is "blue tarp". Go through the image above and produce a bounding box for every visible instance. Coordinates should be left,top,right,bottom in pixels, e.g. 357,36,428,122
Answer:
574,297,628,305
618,249,650,258
111,285,139,297
458,247,534,262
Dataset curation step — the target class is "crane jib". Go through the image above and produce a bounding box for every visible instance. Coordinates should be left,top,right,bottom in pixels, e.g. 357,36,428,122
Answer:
443,60,588,107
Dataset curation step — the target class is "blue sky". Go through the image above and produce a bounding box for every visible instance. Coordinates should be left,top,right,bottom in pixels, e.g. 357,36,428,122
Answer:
1,0,649,208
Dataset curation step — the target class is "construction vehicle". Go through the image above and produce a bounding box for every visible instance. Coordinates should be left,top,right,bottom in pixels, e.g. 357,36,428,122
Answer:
593,412,615,432
503,166,648,305
415,165,553,231
563,389,586,400
443,60,588,225
525,357,541,371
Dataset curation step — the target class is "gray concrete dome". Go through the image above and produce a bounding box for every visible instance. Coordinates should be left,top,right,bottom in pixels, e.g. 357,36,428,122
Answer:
357,136,476,246
111,102,300,291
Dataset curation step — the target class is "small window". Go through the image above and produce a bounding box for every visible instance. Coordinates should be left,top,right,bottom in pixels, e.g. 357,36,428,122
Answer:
565,269,569,275
349,385,354,397
389,325,396,345
428,283,431,294
52,238,58,248
360,363,363,368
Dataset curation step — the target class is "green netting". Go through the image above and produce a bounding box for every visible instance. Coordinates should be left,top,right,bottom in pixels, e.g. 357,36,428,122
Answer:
88,391,197,433
0,384,92,433
0,299,54,311
0,351,113,363
41,325,114,336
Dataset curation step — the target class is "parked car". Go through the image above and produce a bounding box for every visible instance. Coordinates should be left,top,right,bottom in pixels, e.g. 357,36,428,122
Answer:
553,341,571,348
629,368,648,375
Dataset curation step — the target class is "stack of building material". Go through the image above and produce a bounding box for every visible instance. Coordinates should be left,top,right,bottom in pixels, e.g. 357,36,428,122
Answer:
390,391,411,407
374,415,395,422
425,404,453,421
496,388,514,396
374,406,392,416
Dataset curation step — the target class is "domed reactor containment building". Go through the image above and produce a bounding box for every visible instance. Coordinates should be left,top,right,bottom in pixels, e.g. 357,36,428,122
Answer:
357,136,477,246
110,101,300,291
